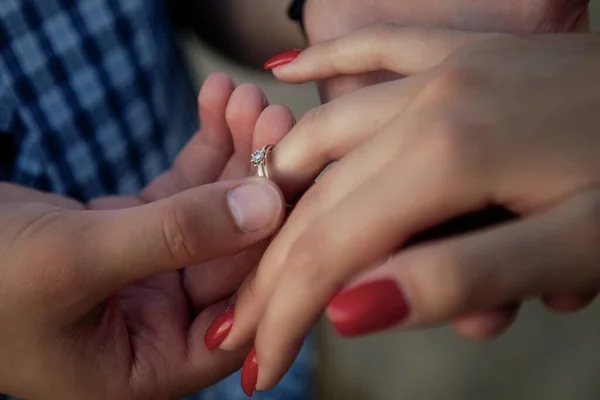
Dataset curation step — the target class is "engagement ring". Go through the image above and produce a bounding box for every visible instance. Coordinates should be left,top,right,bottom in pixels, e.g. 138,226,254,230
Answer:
251,144,274,179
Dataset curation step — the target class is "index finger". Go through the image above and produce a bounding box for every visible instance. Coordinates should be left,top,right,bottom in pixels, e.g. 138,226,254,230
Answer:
270,26,488,82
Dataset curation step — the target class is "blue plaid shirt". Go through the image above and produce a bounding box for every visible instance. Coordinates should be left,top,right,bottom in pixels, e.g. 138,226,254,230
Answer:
0,0,313,399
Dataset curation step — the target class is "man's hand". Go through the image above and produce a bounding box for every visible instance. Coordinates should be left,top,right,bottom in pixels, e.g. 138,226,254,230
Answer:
90,72,297,321
0,175,284,399
0,72,295,399
303,0,590,101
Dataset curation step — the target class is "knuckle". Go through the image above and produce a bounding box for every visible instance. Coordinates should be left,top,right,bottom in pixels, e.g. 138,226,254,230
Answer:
444,34,524,81
284,228,338,292
408,246,487,318
225,84,263,122
417,116,475,173
411,73,492,185
330,23,402,74
161,198,198,263
419,65,478,103
295,106,334,161
364,23,402,69
297,106,326,130
366,23,400,41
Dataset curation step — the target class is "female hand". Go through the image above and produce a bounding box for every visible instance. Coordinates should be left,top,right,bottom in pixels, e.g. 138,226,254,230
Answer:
214,27,600,394
302,0,590,101
278,0,592,339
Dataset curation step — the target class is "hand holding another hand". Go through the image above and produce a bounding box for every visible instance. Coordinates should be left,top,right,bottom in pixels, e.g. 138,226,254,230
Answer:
91,72,296,314
0,72,290,400
215,26,600,394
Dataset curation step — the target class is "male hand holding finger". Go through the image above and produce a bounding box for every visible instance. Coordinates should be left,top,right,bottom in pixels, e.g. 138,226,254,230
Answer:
0,177,284,399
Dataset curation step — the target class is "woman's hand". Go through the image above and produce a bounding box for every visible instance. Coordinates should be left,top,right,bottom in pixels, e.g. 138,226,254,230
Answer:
303,0,590,101
288,0,591,345
211,27,600,394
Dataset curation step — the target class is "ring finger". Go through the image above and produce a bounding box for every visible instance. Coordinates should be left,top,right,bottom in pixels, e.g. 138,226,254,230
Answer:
267,77,421,199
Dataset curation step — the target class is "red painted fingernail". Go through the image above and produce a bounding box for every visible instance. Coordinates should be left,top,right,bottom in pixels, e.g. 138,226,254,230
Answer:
241,348,258,397
204,305,235,350
326,279,409,337
264,49,302,70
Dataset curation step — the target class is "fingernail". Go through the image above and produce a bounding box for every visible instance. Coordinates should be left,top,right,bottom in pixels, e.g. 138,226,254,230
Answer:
204,305,235,350
228,182,281,232
264,49,302,70
241,348,258,397
326,279,410,337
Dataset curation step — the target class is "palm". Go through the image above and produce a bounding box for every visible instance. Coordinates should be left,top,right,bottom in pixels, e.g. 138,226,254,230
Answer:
93,273,189,395
50,266,243,399
116,273,198,395
119,273,188,367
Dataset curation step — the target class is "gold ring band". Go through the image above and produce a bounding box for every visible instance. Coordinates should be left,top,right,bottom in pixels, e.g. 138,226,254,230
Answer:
251,144,295,209
251,144,274,179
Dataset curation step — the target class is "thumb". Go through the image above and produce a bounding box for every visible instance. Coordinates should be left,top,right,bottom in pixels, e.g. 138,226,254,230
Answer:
84,178,284,293
269,26,485,82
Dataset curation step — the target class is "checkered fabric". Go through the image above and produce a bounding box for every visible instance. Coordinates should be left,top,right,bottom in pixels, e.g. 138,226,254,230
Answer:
0,0,313,399
0,0,198,199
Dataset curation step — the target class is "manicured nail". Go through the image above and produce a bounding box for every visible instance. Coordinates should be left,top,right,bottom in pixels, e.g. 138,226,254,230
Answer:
204,305,235,350
228,182,281,232
326,279,409,337
264,49,302,70
241,348,258,397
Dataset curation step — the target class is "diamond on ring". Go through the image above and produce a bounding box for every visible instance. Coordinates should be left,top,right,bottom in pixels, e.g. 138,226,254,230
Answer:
250,144,296,209
251,144,274,178
251,147,266,166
